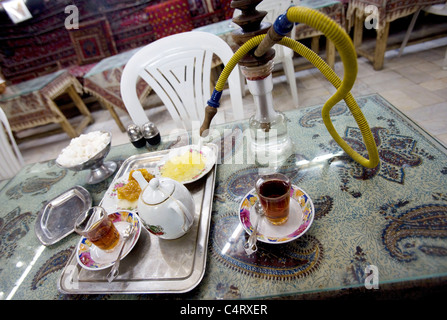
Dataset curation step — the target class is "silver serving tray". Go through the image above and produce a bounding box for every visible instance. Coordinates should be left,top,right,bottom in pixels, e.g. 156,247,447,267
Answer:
57,144,217,294
35,186,92,246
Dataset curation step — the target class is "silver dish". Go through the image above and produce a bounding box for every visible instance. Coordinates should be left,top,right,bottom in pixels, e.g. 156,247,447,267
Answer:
58,144,218,294
56,131,117,184
35,186,92,246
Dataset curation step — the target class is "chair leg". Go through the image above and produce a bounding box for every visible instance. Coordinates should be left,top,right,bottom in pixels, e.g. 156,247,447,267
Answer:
443,47,447,70
282,58,299,107
46,96,78,138
311,36,320,54
353,11,390,71
98,100,126,132
353,15,364,48
66,86,93,121
398,9,421,57
326,40,335,69
373,21,390,70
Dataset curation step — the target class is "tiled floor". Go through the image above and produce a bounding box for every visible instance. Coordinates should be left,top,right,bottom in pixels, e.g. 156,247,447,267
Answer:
18,37,447,165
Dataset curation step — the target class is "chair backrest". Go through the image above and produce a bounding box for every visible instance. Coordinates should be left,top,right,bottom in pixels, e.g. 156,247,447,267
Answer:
233,0,295,61
0,107,24,180
121,31,244,130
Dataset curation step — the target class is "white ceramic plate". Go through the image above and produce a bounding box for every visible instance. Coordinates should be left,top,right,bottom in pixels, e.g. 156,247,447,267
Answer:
239,185,314,244
154,144,217,184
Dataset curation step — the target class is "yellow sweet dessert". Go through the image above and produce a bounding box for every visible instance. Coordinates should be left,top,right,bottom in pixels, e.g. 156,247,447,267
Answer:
117,168,154,202
160,150,206,182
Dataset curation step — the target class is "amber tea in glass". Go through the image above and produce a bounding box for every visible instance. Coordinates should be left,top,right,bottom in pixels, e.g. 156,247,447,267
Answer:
256,173,291,225
75,206,120,252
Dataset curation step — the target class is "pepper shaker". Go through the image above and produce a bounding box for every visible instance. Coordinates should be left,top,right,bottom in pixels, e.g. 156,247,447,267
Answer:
127,124,146,148
142,122,161,146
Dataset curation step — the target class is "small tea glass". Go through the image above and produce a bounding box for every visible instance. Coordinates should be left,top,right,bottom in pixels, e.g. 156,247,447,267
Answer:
255,173,291,225
74,206,121,252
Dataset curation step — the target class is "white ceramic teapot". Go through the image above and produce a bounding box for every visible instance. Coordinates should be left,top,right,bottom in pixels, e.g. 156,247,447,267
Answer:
132,171,195,239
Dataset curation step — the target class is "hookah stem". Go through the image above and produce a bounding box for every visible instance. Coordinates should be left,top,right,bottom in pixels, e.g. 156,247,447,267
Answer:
200,6,379,169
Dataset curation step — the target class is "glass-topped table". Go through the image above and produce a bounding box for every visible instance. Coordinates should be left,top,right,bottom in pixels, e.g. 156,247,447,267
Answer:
0,70,93,138
0,71,65,102
1,93,446,300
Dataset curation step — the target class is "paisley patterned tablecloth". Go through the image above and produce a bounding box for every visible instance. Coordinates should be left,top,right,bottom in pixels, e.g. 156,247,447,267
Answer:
1,94,446,300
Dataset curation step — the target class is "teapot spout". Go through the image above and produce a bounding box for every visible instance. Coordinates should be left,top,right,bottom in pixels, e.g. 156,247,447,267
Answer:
132,170,149,189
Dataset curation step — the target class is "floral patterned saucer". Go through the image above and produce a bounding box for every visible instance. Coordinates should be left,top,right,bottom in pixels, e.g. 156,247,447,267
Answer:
76,210,141,271
239,185,314,244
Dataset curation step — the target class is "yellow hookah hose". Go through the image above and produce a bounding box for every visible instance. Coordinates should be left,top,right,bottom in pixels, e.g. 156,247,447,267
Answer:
213,6,379,168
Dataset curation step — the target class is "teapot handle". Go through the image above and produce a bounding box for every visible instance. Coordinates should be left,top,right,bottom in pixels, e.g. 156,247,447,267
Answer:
168,200,194,232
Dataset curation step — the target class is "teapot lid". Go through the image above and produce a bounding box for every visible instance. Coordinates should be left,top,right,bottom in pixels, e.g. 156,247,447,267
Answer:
141,177,175,205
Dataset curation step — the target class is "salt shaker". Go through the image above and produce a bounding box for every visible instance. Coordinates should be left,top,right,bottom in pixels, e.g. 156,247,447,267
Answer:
127,124,146,148
142,122,161,146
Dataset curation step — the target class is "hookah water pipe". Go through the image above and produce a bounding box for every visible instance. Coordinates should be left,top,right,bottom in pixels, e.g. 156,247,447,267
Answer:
200,2,380,169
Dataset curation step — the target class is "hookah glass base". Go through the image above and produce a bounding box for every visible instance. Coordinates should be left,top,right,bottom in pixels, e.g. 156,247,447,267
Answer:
249,111,293,166
243,62,293,166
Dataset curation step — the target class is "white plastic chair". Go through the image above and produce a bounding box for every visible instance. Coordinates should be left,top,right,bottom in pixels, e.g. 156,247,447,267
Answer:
0,107,24,180
121,31,245,131
234,0,299,107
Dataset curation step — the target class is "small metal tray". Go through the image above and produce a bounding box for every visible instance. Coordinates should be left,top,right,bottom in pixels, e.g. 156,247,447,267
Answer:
35,186,92,246
58,145,217,294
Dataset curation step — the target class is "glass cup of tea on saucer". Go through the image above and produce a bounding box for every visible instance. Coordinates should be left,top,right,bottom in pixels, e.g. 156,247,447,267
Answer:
255,173,291,225
75,206,121,252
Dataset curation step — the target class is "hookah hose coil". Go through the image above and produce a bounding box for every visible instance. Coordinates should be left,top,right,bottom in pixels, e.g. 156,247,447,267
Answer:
207,6,379,169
